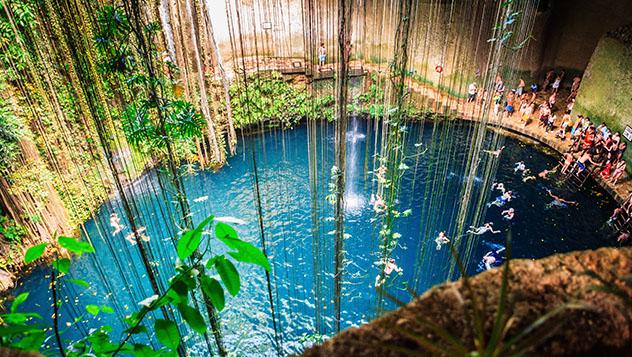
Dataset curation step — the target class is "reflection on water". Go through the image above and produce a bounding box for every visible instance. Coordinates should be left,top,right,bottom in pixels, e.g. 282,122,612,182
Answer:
12,120,617,355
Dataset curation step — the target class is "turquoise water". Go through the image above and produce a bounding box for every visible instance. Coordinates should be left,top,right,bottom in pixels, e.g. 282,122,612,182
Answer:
13,119,617,355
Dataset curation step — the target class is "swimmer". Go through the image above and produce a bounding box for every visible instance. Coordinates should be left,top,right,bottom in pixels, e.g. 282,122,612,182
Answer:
502,208,515,220
124,233,137,246
193,196,209,203
375,165,387,183
375,258,402,287
514,161,526,173
383,258,403,275
477,246,506,272
491,182,506,194
124,227,148,245
483,145,505,157
487,191,513,208
110,212,123,236
370,194,387,213
617,231,630,243
522,175,536,182
466,223,501,235
546,189,578,209
435,231,450,250
539,165,558,179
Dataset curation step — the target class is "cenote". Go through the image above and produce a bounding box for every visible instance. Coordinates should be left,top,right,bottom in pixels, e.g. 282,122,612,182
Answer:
12,119,617,355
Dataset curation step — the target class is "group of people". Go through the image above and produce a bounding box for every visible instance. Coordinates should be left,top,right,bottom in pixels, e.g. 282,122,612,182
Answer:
496,70,627,186
556,116,628,185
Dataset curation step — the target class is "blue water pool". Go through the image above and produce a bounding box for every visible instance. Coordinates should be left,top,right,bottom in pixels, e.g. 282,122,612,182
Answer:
12,119,618,355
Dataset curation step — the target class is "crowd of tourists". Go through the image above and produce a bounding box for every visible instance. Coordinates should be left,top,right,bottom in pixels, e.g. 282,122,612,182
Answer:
468,70,628,187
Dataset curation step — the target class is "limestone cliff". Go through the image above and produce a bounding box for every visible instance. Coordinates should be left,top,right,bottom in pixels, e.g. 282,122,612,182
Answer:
304,247,632,356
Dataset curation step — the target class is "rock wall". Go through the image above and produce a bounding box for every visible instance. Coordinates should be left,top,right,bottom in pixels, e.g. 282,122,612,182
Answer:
574,27,632,165
304,247,632,356
538,0,632,73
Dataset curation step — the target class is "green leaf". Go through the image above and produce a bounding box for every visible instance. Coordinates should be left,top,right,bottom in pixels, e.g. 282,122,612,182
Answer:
132,343,156,357
215,222,270,271
24,244,47,264
215,256,240,296
215,222,237,239
86,304,100,316
58,236,95,256
177,304,206,335
66,278,89,288
13,330,45,351
53,258,71,274
154,319,180,350
176,215,214,261
126,325,149,335
101,306,114,314
11,292,29,313
200,275,225,311
166,280,189,305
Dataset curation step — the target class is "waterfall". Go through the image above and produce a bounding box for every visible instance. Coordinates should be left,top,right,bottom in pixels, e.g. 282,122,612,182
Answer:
345,116,366,213
158,0,177,62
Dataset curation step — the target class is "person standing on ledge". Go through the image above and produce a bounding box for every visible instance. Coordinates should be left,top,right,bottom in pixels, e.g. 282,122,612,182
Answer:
318,42,326,71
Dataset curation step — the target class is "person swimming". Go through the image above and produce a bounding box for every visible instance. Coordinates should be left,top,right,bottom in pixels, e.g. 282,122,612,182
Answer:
374,165,387,183
522,174,536,182
466,222,501,235
124,227,149,245
375,258,403,287
370,194,387,213
435,231,450,250
545,189,578,209
487,191,513,207
491,182,506,194
483,145,505,157
514,161,526,173
502,208,515,220
110,212,123,236
477,244,506,272
538,165,558,179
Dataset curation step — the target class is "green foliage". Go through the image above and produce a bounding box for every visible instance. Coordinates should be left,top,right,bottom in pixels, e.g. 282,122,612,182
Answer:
154,319,179,350
0,102,23,172
58,236,95,256
121,99,206,152
0,0,37,79
227,72,335,127
1,215,270,355
0,216,28,245
23,244,47,264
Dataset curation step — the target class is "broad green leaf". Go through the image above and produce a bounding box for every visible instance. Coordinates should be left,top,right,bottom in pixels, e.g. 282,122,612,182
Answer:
0,324,41,337
215,222,270,271
53,258,70,274
101,306,114,314
215,256,240,296
154,319,180,350
58,236,95,256
215,222,237,240
176,215,214,261
200,275,225,311
3,312,42,324
13,330,45,351
11,292,29,313
177,304,206,335
133,343,155,357
24,244,47,264
86,304,100,316
66,278,89,288
166,280,189,304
